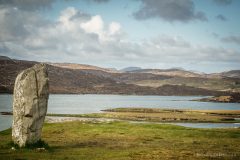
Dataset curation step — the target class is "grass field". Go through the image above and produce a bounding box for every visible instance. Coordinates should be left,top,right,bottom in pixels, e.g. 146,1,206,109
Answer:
0,121,240,159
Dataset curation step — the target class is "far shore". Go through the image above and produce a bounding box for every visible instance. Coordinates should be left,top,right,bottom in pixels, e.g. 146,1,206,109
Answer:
3,107,240,123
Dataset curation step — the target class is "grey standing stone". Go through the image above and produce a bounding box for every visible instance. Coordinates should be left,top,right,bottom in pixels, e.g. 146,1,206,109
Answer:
12,63,49,147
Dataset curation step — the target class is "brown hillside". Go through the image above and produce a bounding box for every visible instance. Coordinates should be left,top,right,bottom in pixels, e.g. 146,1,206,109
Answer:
0,60,116,94
48,62,122,73
0,60,38,93
79,69,174,83
0,59,230,96
211,70,240,78
129,69,204,77
80,69,240,91
157,84,226,96
128,68,240,78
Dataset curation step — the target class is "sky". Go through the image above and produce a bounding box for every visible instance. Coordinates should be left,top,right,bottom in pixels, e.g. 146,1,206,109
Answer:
0,0,240,73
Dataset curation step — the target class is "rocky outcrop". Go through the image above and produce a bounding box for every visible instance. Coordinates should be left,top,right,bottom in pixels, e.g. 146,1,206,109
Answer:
12,63,49,147
195,93,240,103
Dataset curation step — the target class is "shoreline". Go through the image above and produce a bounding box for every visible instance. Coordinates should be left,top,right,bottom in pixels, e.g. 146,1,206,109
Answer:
45,117,120,124
45,116,240,124
2,107,240,123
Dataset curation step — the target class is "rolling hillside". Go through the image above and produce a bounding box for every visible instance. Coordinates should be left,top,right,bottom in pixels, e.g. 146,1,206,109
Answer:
0,58,237,95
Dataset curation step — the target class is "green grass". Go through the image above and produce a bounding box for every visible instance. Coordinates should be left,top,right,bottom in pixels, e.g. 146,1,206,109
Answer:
7,139,52,151
229,84,240,89
0,121,240,159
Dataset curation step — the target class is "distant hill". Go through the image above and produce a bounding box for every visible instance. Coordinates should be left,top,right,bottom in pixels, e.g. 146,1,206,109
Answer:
189,70,206,75
211,70,240,78
0,55,11,60
106,68,118,71
170,67,185,70
129,69,202,77
121,67,142,71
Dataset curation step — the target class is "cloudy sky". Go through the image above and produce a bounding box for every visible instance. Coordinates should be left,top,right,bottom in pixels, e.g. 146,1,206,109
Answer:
0,0,239,73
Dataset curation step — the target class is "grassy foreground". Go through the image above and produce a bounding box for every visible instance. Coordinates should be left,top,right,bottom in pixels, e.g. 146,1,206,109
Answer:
0,121,240,159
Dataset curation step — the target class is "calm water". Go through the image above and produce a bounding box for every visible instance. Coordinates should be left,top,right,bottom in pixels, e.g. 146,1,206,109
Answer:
130,121,240,128
1,94,240,131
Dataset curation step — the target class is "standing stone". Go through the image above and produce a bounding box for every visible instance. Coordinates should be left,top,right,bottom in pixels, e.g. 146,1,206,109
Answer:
12,63,49,147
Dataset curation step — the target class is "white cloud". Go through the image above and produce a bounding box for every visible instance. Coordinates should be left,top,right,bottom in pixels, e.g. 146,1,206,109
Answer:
109,22,121,35
1,6,239,68
151,35,191,47
80,14,126,43
81,15,104,34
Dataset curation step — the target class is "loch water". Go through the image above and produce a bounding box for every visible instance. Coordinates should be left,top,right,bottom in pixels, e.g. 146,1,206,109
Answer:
1,94,240,131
